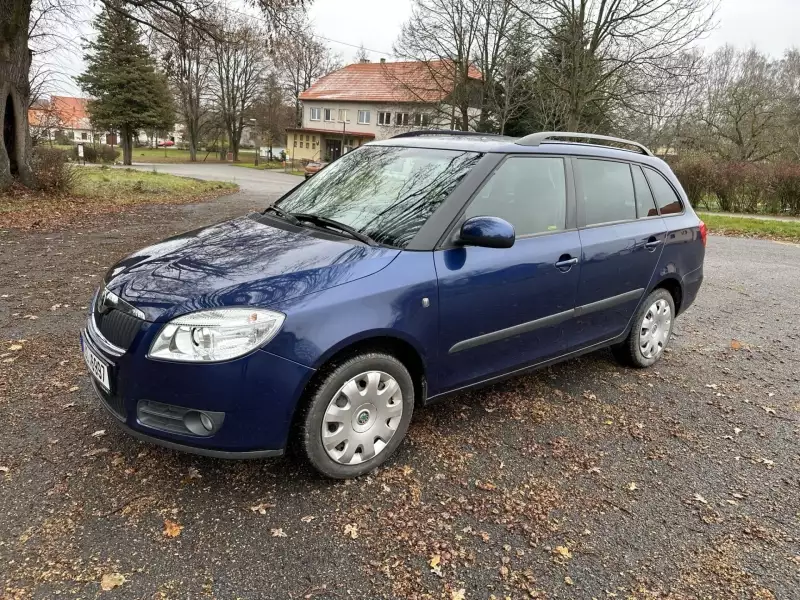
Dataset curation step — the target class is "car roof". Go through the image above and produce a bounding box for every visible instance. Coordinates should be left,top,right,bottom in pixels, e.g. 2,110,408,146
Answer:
367,134,670,169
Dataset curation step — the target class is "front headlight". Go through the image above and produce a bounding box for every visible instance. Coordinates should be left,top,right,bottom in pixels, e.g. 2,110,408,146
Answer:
148,308,285,363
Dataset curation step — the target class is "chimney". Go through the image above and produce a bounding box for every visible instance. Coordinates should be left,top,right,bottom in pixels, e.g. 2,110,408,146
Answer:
380,58,386,64
359,58,370,64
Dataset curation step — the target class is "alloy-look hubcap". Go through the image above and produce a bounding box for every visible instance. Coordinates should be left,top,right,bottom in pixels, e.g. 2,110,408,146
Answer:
322,371,403,465
639,299,672,359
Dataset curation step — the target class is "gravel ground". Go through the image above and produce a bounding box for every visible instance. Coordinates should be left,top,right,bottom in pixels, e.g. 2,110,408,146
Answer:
0,187,798,599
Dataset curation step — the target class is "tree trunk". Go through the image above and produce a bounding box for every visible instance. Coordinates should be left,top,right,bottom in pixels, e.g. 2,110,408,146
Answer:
120,125,133,165
0,0,35,190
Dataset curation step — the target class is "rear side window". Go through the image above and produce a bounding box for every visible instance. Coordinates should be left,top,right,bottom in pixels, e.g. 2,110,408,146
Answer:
632,165,658,218
464,156,566,236
576,159,636,226
645,167,684,215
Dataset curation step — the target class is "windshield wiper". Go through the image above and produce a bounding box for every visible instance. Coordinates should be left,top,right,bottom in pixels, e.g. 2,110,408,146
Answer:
263,204,300,226
292,213,377,246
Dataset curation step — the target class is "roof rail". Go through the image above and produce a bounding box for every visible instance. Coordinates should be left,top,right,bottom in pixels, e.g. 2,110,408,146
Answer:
390,129,503,139
515,131,653,156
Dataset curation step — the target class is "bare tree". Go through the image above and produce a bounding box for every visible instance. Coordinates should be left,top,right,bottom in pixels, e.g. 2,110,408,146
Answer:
513,0,717,132
275,23,342,126
156,5,213,161
252,70,292,158
210,13,267,161
778,48,800,161
394,0,483,131
697,46,784,161
354,43,369,64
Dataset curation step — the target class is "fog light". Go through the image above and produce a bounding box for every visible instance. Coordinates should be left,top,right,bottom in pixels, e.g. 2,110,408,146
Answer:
200,412,214,432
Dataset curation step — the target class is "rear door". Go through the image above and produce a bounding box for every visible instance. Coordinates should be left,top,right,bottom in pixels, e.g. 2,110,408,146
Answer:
434,155,581,393
569,158,666,349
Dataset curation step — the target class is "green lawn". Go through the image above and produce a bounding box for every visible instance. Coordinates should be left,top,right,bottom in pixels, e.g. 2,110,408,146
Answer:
131,147,256,163
76,168,237,201
699,212,800,243
230,162,305,176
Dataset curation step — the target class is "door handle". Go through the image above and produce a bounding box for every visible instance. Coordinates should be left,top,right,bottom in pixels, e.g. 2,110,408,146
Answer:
644,237,662,251
555,256,579,270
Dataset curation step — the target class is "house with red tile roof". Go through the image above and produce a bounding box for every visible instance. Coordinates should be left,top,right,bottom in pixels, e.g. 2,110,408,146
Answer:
288,59,482,162
28,96,105,145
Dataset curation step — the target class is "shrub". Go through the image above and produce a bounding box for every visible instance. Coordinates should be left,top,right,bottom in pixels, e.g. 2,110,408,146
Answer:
770,162,800,215
70,144,120,164
32,147,79,192
672,156,715,209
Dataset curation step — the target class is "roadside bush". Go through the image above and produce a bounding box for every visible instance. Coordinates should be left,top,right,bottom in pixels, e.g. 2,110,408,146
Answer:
672,156,715,209
770,162,800,215
70,144,120,164
32,147,79,192
709,162,769,213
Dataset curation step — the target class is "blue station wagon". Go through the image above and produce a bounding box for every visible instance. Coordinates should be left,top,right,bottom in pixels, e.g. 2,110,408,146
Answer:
81,131,706,478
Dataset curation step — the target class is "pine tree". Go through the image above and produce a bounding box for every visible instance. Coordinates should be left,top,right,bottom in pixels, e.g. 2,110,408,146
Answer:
77,4,175,165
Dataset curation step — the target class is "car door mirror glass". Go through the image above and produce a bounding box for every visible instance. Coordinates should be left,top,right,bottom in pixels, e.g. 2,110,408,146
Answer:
458,216,515,249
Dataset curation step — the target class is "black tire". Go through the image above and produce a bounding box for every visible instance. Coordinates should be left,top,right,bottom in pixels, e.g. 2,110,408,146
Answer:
297,352,414,479
612,288,676,368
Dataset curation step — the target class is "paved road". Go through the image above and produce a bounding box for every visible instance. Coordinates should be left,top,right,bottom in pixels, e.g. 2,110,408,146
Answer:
1,185,798,598
126,162,303,200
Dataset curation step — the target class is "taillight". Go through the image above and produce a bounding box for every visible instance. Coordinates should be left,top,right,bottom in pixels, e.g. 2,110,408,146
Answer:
699,221,708,246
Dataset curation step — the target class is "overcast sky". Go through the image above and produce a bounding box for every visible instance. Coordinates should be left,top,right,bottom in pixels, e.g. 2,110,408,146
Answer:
50,0,800,96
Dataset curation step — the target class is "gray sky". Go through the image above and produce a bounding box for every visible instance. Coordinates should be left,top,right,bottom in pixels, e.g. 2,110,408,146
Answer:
49,0,800,96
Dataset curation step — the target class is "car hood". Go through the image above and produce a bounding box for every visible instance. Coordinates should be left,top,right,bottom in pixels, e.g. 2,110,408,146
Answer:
104,214,400,322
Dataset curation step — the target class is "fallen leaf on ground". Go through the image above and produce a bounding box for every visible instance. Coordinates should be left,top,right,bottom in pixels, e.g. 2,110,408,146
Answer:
91,429,106,438
730,339,743,350
627,482,638,491
451,589,465,600
344,523,358,539
429,554,441,568
0,466,9,473
565,576,574,585
476,480,496,491
271,528,287,538
554,545,572,559
401,465,413,476
300,515,315,523
163,519,183,538
8,344,23,351
693,493,708,504
761,406,776,415
705,383,719,390
250,503,274,515
68,386,79,392
734,427,742,435
100,573,125,591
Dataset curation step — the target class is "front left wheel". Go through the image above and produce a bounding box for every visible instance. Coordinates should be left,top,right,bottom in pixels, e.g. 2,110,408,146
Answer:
298,352,414,479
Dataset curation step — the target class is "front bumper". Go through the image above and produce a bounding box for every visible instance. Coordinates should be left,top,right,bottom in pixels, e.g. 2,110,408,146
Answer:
81,318,315,457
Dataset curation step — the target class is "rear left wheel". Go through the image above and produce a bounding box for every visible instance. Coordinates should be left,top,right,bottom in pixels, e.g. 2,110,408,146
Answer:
298,352,414,479
613,288,675,368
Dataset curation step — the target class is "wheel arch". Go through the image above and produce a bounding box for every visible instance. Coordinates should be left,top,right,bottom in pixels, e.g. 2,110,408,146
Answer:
650,276,683,314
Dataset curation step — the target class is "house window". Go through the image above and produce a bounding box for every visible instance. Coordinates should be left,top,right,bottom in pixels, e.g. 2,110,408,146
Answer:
310,107,321,121
413,113,429,127
358,110,370,124
324,108,334,121
378,111,391,126
396,113,410,126
293,138,297,147
338,109,349,122
81,132,88,140
306,142,309,149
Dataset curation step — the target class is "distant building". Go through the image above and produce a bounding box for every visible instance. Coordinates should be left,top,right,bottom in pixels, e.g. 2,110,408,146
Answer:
28,96,108,145
289,59,482,162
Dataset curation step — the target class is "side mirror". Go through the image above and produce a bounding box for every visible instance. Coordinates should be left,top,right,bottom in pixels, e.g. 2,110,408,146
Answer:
458,216,515,249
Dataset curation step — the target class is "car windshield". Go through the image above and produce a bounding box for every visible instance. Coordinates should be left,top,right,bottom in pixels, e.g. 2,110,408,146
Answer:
275,145,482,248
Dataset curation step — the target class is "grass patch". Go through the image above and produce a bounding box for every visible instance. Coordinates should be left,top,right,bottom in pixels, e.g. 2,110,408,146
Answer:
230,162,305,176
131,147,256,163
0,167,238,230
699,212,800,243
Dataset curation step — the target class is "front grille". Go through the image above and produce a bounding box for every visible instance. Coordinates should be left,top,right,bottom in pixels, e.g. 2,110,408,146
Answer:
95,308,143,350
92,380,126,421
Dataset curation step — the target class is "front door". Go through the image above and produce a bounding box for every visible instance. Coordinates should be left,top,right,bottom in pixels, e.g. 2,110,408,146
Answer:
570,158,666,349
434,155,580,393
326,139,341,160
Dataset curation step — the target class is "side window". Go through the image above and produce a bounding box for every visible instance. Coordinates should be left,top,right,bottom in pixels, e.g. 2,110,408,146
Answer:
632,165,658,218
645,167,684,215
576,159,636,226
464,156,566,236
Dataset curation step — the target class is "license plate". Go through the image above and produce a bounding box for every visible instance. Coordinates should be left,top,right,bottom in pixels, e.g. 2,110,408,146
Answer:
84,344,111,391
